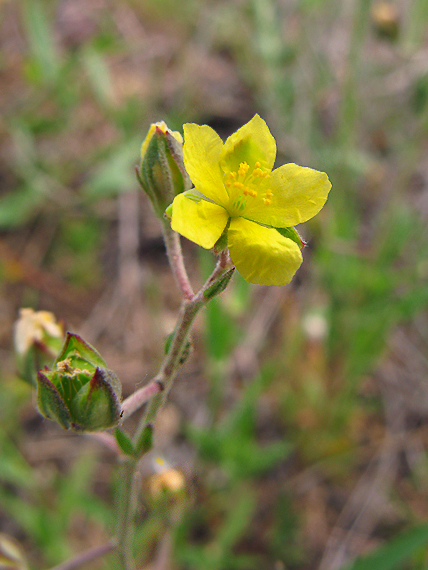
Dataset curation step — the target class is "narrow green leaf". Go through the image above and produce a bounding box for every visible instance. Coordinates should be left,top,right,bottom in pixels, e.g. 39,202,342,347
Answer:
114,429,135,457
81,47,113,108
84,138,141,198
203,268,235,301
135,423,153,457
340,525,428,570
22,0,59,84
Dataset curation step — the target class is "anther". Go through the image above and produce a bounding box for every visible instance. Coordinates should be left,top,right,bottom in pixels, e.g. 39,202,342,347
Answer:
238,162,250,176
254,161,261,168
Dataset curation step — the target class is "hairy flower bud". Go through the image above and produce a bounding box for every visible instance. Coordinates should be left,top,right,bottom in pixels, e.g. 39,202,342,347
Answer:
36,333,122,432
14,308,65,386
138,121,190,217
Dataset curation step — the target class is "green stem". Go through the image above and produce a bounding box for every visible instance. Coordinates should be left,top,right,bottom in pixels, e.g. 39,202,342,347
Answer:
116,458,138,570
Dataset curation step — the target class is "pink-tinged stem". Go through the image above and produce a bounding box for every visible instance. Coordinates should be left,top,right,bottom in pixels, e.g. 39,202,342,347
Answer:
48,541,116,570
121,380,164,421
161,217,194,300
115,248,235,567
87,432,121,454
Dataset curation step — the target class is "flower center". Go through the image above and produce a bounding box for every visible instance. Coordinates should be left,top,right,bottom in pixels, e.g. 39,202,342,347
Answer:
223,161,273,216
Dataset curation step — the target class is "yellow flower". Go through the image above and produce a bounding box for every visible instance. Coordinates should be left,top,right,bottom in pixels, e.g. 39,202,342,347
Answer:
170,115,331,286
14,308,63,355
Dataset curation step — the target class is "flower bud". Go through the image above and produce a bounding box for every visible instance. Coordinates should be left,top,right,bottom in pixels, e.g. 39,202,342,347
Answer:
36,332,122,432
14,308,65,386
138,121,190,217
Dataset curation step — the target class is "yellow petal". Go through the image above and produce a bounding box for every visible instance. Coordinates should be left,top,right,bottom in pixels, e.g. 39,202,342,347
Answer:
242,163,331,228
141,121,183,159
228,218,303,286
171,192,229,249
183,123,229,204
220,114,276,175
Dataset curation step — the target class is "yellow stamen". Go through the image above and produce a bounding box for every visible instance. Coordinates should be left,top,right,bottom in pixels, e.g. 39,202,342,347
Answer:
255,161,261,168
233,181,244,190
263,198,271,206
238,162,250,177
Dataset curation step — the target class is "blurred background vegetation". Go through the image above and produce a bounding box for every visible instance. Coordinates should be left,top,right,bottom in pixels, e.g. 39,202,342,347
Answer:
1,0,428,568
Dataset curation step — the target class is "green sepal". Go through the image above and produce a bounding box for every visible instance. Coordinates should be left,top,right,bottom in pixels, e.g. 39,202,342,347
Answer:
203,267,235,301
114,429,136,457
135,423,154,457
16,344,40,387
275,226,306,249
55,332,107,369
213,219,230,255
36,371,72,430
35,332,122,432
70,367,122,431
139,126,190,218
164,203,173,220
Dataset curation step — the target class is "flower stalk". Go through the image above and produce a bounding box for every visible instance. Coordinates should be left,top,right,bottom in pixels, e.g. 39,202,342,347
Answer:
116,230,233,565
116,458,139,570
160,216,194,300
133,251,233,442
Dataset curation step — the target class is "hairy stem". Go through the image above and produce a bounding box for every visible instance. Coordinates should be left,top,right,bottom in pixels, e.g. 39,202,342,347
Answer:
121,379,164,421
161,217,194,300
134,251,233,440
116,234,233,567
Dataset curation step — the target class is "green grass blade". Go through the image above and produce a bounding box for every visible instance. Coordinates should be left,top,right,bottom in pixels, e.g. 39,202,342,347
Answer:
340,525,428,570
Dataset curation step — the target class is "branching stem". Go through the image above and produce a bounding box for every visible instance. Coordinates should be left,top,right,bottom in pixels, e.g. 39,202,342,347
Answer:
116,224,234,567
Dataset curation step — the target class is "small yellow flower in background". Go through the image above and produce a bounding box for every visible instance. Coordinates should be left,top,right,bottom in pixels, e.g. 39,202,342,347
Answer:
14,308,65,386
148,457,185,497
14,308,63,355
169,114,331,286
